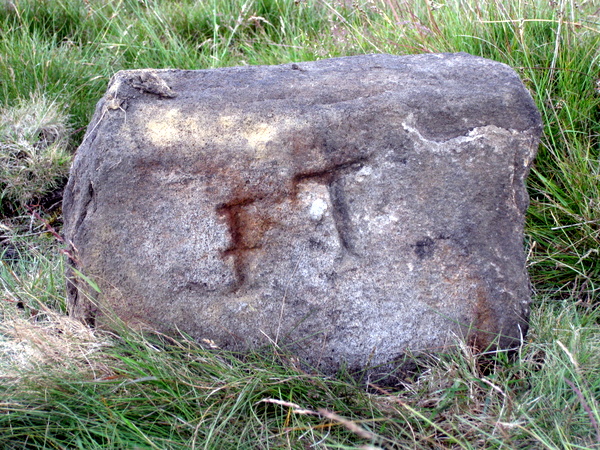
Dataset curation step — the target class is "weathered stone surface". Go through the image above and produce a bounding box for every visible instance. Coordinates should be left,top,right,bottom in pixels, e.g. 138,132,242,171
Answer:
63,53,542,379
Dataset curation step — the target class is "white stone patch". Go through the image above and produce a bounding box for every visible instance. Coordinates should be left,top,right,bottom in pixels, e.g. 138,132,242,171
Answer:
362,212,399,234
400,113,514,154
297,182,331,223
309,198,328,222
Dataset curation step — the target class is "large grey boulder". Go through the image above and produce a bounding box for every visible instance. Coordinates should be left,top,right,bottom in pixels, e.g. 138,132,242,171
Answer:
63,53,542,380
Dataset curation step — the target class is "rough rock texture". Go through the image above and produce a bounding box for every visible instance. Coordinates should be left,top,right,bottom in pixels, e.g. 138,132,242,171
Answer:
63,53,542,380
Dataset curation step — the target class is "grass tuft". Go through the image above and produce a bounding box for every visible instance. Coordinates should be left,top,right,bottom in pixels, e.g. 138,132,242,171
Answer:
0,94,71,213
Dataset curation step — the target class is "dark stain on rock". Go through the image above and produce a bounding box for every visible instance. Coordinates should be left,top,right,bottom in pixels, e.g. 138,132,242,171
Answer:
414,236,435,259
308,237,326,251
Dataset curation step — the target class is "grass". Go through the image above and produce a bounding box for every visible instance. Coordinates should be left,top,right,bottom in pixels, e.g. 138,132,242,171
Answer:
0,94,71,216
0,0,599,448
2,272,599,448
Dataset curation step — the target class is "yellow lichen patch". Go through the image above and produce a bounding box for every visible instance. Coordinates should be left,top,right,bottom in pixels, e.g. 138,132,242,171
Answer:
245,122,279,159
218,115,237,129
216,115,281,158
146,108,182,146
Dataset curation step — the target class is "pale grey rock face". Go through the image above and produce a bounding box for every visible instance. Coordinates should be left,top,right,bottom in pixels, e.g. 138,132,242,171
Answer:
63,53,542,381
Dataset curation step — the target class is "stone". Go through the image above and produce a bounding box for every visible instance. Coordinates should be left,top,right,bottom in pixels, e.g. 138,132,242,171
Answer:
63,53,542,380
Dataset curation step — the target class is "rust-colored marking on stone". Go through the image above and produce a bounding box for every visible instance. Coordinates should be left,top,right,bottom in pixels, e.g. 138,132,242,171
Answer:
216,197,256,290
216,194,280,290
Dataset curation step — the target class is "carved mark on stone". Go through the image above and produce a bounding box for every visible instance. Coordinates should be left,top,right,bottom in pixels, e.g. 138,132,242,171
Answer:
216,198,256,290
328,181,355,253
216,157,368,290
291,158,367,193
293,157,367,254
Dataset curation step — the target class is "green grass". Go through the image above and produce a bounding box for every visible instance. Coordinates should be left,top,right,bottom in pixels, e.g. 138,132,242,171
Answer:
1,0,599,448
2,266,599,448
0,94,72,216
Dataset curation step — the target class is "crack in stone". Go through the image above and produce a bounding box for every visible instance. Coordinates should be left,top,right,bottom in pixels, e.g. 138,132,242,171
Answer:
72,182,95,238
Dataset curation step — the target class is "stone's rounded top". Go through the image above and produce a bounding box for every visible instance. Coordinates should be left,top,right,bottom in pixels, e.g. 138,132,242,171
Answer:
104,53,541,144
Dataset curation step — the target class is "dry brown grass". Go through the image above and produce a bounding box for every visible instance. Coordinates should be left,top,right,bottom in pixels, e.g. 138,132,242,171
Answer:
0,303,113,383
